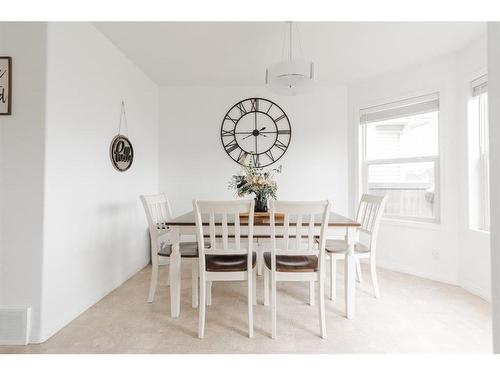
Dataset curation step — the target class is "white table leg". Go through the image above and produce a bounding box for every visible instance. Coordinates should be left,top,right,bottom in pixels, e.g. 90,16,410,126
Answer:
169,228,181,318
345,226,358,319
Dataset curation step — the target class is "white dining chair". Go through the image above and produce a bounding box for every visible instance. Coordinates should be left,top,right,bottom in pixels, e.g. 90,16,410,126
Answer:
193,199,257,339
263,200,331,339
326,194,387,300
140,194,199,307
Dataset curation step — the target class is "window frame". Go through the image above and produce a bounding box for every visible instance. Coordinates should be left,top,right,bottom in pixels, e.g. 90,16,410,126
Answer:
467,74,490,233
359,93,442,224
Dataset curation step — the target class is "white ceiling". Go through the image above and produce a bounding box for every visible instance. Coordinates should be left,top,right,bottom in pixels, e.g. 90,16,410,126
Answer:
94,22,486,86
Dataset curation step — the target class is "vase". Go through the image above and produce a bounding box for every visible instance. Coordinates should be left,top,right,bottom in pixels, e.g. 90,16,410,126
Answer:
254,195,268,212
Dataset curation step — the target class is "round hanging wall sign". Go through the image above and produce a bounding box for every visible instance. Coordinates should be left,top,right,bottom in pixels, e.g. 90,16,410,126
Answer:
110,134,134,172
110,101,134,172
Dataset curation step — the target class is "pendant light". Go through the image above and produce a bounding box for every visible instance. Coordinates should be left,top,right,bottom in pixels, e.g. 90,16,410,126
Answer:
265,21,315,96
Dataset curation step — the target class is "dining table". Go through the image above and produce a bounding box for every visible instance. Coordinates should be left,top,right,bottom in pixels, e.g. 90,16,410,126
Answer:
164,211,361,319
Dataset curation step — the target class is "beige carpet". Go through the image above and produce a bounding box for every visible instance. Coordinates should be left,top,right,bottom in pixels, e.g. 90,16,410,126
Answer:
0,262,492,353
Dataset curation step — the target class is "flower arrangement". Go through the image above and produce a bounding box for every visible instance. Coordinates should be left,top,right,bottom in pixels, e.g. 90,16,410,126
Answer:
229,160,282,212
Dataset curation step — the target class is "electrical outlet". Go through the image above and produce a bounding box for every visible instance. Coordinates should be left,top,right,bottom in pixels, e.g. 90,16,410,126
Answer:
432,249,440,260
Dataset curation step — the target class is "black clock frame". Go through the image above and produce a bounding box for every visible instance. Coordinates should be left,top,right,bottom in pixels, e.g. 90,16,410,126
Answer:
220,97,291,168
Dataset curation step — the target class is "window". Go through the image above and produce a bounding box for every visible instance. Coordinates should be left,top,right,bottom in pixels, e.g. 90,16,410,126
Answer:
468,75,490,232
360,93,440,222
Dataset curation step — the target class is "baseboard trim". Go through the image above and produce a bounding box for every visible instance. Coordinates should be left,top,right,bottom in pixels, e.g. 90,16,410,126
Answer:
375,260,458,286
375,260,491,301
459,278,491,302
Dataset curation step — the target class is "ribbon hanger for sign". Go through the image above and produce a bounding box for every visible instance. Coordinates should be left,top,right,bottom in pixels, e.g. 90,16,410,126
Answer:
118,100,129,137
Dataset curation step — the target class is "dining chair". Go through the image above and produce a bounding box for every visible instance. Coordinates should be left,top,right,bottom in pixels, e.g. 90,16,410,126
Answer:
193,199,257,339
140,194,199,307
263,200,331,339
326,194,387,300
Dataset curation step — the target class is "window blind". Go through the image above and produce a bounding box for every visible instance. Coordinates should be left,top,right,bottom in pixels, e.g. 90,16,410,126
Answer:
472,74,488,97
360,93,440,124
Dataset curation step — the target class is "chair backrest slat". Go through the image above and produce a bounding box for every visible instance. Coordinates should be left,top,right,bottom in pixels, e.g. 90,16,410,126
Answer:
307,214,314,251
283,214,290,251
365,202,372,228
295,214,302,250
222,213,229,250
154,203,161,224
270,200,331,257
141,194,172,226
234,211,241,251
355,194,388,251
193,200,255,268
140,194,173,249
209,212,216,249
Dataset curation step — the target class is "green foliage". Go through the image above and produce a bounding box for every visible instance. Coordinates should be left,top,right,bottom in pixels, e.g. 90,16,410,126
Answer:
229,160,282,200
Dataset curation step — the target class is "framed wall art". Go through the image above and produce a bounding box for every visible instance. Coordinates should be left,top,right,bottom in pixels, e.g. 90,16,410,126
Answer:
0,56,12,115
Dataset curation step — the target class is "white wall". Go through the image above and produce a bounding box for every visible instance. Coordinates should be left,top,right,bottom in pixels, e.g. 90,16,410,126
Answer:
0,22,47,342
487,21,500,353
348,36,490,295
159,86,348,217
39,23,159,341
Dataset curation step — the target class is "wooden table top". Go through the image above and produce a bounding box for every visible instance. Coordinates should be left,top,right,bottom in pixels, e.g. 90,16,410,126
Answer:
165,211,360,227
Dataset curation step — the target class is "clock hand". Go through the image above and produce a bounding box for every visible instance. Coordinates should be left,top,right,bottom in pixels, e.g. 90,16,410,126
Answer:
240,127,267,140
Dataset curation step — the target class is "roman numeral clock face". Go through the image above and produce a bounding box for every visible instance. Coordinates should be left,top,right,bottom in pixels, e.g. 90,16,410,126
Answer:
221,98,291,168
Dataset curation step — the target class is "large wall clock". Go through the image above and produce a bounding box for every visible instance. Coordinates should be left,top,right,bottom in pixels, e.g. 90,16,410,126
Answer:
220,97,291,168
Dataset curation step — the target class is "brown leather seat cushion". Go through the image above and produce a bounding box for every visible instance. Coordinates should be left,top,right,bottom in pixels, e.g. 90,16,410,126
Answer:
205,252,257,272
263,252,318,273
158,242,199,258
